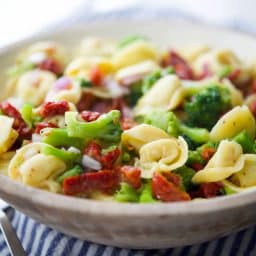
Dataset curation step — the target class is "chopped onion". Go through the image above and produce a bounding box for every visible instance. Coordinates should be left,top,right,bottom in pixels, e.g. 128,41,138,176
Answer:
82,155,102,170
32,133,42,143
68,147,81,154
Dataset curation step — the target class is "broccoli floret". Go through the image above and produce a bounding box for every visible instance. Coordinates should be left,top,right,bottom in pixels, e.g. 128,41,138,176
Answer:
139,181,157,203
232,130,255,153
173,166,196,191
65,110,122,143
142,110,209,144
114,183,139,202
184,86,231,130
186,150,204,166
126,81,144,106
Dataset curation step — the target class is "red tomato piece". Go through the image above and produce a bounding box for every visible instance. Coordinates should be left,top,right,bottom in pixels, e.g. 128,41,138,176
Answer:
89,66,104,86
39,101,69,118
80,111,100,122
120,165,141,189
83,141,102,162
101,148,121,169
38,58,63,75
161,50,194,80
199,182,223,198
63,170,119,196
34,122,57,134
201,147,216,161
152,172,191,202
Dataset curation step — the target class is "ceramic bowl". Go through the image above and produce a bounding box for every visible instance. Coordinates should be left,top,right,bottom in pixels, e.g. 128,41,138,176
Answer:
0,20,256,249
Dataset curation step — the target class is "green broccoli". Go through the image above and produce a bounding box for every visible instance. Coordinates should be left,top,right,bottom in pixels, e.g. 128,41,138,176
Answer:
173,166,196,191
114,182,139,202
57,165,83,184
139,181,157,203
184,86,231,130
65,110,122,143
186,150,204,166
142,110,209,144
232,130,255,153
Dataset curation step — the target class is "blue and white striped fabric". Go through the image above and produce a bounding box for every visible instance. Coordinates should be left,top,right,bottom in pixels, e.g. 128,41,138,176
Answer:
0,208,255,256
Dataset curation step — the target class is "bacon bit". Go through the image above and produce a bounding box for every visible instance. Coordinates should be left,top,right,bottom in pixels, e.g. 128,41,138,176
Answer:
250,100,256,117
53,77,73,91
120,166,141,189
89,66,104,86
161,50,194,80
34,122,57,134
0,102,31,139
83,141,102,162
196,63,213,80
152,172,191,202
101,148,121,169
80,111,100,122
199,182,223,198
121,118,137,130
63,170,119,196
38,58,63,75
39,101,69,118
191,163,204,172
228,69,241,82
201,147,216,161
76,92,95,112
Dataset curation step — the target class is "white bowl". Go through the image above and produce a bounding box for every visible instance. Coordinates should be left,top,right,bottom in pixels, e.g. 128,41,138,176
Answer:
0,20,256,249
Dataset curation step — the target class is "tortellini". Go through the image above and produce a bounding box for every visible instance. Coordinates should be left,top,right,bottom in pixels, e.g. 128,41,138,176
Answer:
134,75,185,115
115,60,160,85
76,37,117,58
0,152,15,176
210,105,256,141
8,142,66,192
192,49,251,84
65,57,114,79
45,77,82,104
192,140,244,183
136,137,188,178
0,116,18,154
121,124,170,151
16,69,56,106
112,41,158,70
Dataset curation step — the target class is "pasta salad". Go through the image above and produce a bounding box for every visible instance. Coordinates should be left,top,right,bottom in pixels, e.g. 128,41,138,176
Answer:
1,36,256,203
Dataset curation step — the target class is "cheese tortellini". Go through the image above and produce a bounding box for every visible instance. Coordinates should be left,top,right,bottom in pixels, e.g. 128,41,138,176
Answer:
134,75,185,115
192,140,244,183
121,124,169,151
8,142,66,192
0,116,18,154
16,69,57,106
137,137,188,178
210,105,256,141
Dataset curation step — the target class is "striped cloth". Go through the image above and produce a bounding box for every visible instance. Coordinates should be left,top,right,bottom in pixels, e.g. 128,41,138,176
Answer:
0,208,255,256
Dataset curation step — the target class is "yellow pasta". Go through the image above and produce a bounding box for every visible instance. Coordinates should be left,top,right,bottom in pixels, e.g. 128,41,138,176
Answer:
121,124,170,151
137,137,188,178
210,106,256,141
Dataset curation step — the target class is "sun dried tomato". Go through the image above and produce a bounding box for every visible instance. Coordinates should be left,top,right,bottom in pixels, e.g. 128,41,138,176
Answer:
80,111,100,122
152,172,191,202
83,141,102,162
199,182,223,198
63,170,119,196
38,58,63,75
201,147,216,161
89,66,104,86
191,163,204,172
101,148,121,169
34,122,57,134
161,50,194,80
39,101,69,118
76,92,95,112
0,102,32,139
120,165,141,189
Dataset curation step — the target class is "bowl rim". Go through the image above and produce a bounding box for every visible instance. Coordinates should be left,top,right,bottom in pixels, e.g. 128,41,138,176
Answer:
1,18,256,217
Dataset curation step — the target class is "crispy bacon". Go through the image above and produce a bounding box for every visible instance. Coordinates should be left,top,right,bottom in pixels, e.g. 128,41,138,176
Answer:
120,165,141,189
34,122,57,134
199,182,223,198
0,102,31,139
152,172,191,202
161,50,194,80
38,58,63,76
63,170,119,196
39,101,69,118
80,111,100,122
76,92,95,112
